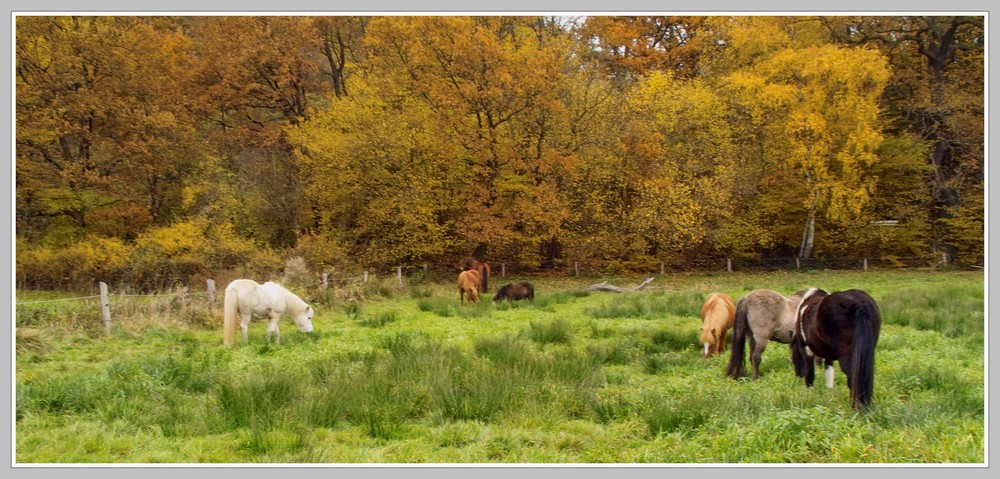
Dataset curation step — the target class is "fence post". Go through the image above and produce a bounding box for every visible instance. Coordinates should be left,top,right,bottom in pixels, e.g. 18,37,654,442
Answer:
660,262,664,275
322,273,328,297
726,258,732,273
206,279,216,309
397,266,403,287
501,263,506,277
796,257,801,270
99,281,112,334
941,252,948,269
574,261,579,277
364,270,369,283
863,258,868,272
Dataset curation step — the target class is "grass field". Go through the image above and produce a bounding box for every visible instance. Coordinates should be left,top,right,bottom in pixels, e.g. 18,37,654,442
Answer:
14,270,985,464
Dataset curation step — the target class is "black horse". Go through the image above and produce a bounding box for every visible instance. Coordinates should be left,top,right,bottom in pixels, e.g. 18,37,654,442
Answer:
493,282,534,303
791,288,882,410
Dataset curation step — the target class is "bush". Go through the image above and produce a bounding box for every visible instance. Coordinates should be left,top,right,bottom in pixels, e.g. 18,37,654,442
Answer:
126,220,281,291
16,236,129,289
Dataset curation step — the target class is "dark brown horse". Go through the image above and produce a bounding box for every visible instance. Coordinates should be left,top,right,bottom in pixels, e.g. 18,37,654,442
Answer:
493,282,534,303
791,288,882,410
461,257,491,293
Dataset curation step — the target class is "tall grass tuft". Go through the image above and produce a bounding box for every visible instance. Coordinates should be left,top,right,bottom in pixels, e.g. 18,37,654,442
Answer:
524,318,573,345
358,311,400,328
344,302,363,320
15,328,51,353
17,372,106,416
417,297,455,317
215,370,303,429
474,335,531,366
643,394,712,437
586,291,704,319
878,284,984,343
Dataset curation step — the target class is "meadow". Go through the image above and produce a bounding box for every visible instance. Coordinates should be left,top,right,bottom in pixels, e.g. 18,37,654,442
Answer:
14,270,985,464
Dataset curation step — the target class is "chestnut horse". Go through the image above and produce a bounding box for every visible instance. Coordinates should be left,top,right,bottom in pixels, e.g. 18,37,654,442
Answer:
791,288,882,410
457,269,482,305
699,292,736,359
461,256,491,293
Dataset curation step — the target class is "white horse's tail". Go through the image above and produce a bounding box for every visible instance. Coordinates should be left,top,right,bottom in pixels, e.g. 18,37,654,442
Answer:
223,286,239,347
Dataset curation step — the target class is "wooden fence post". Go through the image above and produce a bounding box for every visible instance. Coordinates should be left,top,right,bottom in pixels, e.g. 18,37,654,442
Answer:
660,262,665,275
795,257,801,270
501,263,506,277
206,279,216,309
322,273,328,297
99,281,112,334
364,270,369,283
726,258,732,273
574,261,579,277
397,266,403,287
863,258,868,271
941,252,948,269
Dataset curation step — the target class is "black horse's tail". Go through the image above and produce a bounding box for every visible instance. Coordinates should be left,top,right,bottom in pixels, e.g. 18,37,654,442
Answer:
725,298,749,378
849,297,881,410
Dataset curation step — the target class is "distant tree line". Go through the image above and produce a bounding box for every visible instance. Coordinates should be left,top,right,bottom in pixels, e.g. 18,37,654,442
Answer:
15,16,984,290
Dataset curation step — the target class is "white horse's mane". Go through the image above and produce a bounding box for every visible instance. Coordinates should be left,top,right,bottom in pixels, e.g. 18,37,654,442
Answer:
264,281,310,315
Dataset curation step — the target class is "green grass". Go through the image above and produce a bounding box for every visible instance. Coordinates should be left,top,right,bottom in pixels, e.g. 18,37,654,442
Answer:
14,270,985,463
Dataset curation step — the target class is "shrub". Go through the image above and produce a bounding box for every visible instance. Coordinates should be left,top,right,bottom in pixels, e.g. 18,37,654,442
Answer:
126,220,281,291
16,236,129,290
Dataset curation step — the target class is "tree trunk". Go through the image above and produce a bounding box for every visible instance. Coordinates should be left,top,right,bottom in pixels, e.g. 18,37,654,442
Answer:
799,208,816,259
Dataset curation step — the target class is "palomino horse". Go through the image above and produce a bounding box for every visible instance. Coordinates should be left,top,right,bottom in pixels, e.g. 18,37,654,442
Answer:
792,288,882,409
461,257,491,293
699,292,736,359
726,289,807,380
457,269,482,305
222,279,314,346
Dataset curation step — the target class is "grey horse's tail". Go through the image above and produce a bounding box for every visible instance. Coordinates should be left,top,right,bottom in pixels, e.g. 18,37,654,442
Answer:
725,297,749,378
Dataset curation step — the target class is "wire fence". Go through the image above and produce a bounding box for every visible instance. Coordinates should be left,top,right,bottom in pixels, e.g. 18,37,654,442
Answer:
13,252,968,334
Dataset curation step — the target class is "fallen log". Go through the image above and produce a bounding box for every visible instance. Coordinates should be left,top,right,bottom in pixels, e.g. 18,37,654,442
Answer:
583,277,655,293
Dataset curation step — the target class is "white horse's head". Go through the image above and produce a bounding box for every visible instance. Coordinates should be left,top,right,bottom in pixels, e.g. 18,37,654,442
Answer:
294,305,315,333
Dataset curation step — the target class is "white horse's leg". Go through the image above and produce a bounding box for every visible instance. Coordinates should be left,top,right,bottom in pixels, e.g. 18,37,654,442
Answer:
266,313,281,344
241,313,251,343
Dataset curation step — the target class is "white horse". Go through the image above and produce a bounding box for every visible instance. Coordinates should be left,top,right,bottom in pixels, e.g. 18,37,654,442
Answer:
222,279,314,346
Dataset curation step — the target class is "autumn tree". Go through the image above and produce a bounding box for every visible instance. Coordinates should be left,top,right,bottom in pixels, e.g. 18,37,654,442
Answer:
16,16,200,244
715,18,891,258
577,16,709,83
820,15,984,264
312,16,370,98
357,16,578,266
187,17,329,248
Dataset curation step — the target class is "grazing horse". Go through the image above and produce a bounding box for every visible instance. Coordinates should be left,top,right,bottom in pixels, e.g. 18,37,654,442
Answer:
461,257,491,293
223,279,314,346
493,282,535,303
699,292,736,359
726,289,807,380
792,288,882,409
457,269,482,305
